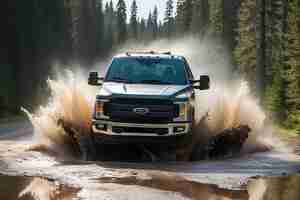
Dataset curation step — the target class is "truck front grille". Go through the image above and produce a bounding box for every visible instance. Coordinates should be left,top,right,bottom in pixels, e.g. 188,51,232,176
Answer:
112,126,169,135
104,98,179,123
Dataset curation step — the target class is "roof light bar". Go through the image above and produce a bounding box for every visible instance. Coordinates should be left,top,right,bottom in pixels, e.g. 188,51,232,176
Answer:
125,51,172,56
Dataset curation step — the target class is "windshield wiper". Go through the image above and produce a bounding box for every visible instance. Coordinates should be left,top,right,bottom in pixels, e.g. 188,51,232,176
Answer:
140,80,172,85
109,77,132,83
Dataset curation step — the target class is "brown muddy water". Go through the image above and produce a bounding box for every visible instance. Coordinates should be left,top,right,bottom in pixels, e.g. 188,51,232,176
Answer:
1,174,300,200
0,175,79,200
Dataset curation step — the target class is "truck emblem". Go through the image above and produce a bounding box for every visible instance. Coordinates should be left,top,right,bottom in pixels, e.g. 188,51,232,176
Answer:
133,108,149,115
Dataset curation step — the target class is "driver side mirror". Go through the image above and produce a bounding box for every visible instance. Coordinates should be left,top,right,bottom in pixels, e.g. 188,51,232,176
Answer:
193,75,210,90
88,72,103,86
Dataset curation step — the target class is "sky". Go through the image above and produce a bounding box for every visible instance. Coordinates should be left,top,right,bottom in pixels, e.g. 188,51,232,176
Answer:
103,0,176,21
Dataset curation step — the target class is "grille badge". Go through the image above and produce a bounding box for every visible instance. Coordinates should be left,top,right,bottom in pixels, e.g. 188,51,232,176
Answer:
133,108,150,115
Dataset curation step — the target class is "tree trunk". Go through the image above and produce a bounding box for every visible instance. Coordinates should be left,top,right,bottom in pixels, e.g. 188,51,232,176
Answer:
256,0,266,101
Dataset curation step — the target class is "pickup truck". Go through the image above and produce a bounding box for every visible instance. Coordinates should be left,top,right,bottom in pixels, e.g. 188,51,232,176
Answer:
88,51,210,149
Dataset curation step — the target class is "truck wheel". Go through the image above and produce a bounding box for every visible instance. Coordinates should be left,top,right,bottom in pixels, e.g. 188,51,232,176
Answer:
79,135,97,161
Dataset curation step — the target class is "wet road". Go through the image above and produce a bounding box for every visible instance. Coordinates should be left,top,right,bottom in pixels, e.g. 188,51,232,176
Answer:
0,120,300,199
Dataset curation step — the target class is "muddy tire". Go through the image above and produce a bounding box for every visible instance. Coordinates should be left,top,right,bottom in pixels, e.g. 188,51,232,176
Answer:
79,135,97,161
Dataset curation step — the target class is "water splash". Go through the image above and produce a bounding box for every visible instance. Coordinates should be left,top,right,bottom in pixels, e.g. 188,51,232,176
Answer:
194,80,289,153
22,70,96,155
22,37,289,156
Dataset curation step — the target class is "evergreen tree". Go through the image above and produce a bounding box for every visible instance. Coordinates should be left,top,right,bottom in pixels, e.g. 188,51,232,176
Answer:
139,18,146,40
146,11,154,40
176,0,185,35
116,0,127,44
284,0,300,129
130,0,138,39
182,0,193,32
209,0,224,36
264,70,286,121
96,0,104,55
164,0,174,38
191,0,202,35
104,1,114,51
234,0,257,89
152,6,159,39
263,0,288,120
256,0,266,99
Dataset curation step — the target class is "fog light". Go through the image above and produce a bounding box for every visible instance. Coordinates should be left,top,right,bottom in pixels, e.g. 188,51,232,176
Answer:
96,124,107,131
174,126,186,133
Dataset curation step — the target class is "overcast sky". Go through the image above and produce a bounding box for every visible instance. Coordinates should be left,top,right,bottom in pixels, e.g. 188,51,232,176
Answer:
103,0,176,21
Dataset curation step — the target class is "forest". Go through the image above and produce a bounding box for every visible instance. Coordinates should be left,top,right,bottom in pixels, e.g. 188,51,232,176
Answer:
0,0,299,131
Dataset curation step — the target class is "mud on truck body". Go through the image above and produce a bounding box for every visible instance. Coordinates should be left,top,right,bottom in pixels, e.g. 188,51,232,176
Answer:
88,51,210,149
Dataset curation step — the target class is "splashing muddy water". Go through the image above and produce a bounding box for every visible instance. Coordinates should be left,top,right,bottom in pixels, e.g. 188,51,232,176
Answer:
22,37,289,158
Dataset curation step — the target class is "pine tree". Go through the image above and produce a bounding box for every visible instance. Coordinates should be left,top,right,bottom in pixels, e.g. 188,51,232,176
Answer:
175,0,185,35
256,0,266,99
284,0,300,129
234,0,257,89
104,1,114,51
152,6,159,39
191,0,202,35
146,11,154,40
263,0,288,121
164,0,174,38
264,70,286,121
182,0,193,32
130,0,138,39
96,0,104,55
116,0,127,44
209,0,224,36
139,18,146,40
175,0,193,34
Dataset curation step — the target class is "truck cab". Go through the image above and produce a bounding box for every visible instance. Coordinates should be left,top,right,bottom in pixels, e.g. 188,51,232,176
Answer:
88,51,210,145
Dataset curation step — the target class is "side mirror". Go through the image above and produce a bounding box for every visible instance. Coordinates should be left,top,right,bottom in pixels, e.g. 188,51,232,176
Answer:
88,72,103,86
193,75,210,90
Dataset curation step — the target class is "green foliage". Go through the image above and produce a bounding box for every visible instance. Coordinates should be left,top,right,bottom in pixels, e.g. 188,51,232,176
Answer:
284,0,300,130
103,1,115,51
175,0,186,35
164,0,175,38
234,0,257,89
263,70,286,121
130,0,138,39
96,0,104,55
175,0,193,35
152,6,159,39
116,0,127,44
209,0,223,35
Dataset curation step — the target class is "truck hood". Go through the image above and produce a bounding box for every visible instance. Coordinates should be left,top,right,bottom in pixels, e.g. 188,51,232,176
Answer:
98,82,191,99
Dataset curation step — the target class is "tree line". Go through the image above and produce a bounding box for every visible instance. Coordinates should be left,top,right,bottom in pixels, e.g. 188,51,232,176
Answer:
0,0,299,131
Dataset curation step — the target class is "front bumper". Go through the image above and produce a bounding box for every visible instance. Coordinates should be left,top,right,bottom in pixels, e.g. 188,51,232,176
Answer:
92,120,191,137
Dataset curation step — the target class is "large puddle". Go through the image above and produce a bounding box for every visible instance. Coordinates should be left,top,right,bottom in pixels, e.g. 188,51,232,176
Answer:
1,174,300,200
0,175,79,200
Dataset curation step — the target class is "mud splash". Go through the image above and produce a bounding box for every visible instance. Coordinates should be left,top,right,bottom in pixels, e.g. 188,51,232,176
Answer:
21,70,97,156
22,37,289,158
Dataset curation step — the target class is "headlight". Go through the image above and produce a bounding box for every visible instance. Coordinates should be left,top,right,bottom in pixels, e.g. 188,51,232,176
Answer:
174,102,189,121
94,100,109,119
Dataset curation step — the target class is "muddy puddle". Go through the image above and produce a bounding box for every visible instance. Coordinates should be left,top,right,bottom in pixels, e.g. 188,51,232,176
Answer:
248,175,300,200
91,174,300,200
1,173,300,200
0,175,79,200
97,173,249,199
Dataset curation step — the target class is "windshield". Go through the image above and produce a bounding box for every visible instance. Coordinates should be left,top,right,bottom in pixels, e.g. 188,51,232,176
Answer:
105,57,188,85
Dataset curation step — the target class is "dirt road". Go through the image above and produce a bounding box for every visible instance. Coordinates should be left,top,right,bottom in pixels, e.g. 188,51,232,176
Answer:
0,121,300,199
